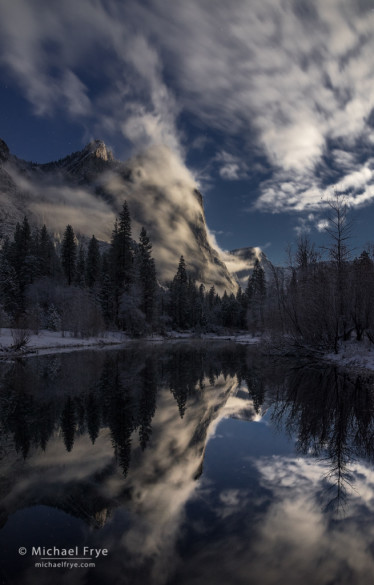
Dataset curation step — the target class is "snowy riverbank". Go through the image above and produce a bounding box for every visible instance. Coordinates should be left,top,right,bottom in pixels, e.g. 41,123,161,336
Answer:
0,328,262,358
325,339,374,374
5,328,372,375
0,328,130,357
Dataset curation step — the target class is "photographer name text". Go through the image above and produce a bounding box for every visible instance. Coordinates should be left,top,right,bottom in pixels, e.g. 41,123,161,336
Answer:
31,547,108,559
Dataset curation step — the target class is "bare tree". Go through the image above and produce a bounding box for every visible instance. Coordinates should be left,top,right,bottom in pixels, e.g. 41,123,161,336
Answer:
323,191,353,349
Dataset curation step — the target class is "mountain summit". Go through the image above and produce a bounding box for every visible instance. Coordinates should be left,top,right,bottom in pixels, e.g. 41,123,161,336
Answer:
0,140,238,293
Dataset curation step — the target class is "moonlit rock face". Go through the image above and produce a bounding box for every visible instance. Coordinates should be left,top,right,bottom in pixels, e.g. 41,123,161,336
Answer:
0,140,238,293
89,140,114,162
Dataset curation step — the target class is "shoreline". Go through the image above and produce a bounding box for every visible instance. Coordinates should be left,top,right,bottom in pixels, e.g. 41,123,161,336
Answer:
0,328,261,359
2,329,374,376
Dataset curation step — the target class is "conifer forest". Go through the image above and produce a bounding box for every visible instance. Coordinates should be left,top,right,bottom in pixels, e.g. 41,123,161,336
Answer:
0,194,373,353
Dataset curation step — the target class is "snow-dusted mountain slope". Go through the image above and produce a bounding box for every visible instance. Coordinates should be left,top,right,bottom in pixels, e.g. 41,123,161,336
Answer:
0,139,239,293
228,247,273,288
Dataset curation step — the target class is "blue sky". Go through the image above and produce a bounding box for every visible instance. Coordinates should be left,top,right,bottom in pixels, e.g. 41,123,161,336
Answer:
1,0,374,264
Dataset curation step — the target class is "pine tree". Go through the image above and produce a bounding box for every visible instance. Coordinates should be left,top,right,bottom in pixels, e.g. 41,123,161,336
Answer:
37,225,60,279
0,254,20,316
75,245,86,287
86,235,101,288
12,217,31,275
247,259,266,332
110,202,134,322
110,202,133,290
61,225,77,286
208,286,216,309
9,217,35,309
99,252,114,325
170,256,189,329
252,259,266,299
138,227,157,324
236,286,248,329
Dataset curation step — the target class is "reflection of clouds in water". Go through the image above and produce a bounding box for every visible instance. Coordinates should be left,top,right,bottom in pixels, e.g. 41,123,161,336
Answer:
0,374,240,585
115,374,239,584
217,489,251,520
248,457,374,585
7,355,374,585
170,456,374,585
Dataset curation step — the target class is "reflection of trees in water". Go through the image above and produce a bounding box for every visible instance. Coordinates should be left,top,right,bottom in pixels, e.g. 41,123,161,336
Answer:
2,346,374,507
139,358,157,450
270,365,374,511
0,343,254,475
60,396,76,452
1,345,373,512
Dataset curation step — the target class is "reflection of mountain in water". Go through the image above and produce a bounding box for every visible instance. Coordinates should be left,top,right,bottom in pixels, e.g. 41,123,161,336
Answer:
0,343,261,531
1,345,374,585
1,347,373,528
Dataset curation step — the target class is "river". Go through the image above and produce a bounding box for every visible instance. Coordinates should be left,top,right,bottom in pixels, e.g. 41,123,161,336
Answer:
0,342,374,584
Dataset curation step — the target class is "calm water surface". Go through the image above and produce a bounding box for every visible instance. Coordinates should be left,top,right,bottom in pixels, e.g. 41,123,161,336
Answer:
0,342,374,585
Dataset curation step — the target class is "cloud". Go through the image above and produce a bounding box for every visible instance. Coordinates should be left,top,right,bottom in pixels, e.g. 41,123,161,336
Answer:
0,0,182,160
135,0,374,212
215,151,249,181
294,217,312,236
2,0,374,217
316,219,328,232
5,165,115,240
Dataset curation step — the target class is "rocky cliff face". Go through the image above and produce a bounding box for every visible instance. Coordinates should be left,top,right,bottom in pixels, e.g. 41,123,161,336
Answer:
0,139,238,293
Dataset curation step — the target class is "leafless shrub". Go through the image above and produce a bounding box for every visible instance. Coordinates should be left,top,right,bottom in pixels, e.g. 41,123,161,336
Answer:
10,327,30,350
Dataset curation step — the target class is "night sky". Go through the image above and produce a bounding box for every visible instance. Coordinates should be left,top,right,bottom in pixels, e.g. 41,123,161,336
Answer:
1,0,374,264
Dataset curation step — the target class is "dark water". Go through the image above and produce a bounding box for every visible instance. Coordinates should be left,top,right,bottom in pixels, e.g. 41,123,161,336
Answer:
1,342,374,585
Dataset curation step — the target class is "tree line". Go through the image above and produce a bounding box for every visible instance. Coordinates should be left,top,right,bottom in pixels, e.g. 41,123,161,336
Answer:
0,202,267,337
265,193,374,352
0,193,370,349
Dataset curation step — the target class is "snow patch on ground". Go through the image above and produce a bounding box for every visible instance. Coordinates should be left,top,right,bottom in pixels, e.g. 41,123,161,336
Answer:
0,328,130,357
325,339,374,373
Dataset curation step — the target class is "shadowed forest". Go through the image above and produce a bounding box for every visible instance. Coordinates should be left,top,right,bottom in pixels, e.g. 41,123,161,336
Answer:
0,194,373,353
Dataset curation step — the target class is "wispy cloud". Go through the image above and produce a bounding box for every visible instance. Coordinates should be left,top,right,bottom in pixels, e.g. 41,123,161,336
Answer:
0,0,182,160
136,0,374,212
215,151,249,181
2,0,374,216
